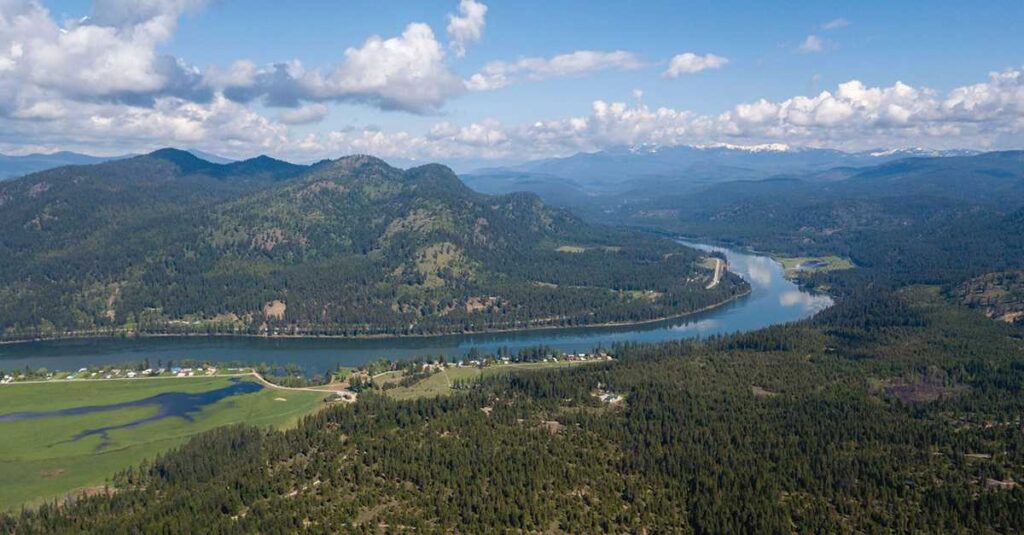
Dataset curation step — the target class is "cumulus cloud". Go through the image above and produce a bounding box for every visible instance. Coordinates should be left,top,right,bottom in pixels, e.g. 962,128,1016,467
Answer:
446,0,487,57
0,94,287,157
466,50,642,91
663,52,729,77
217,23,465,113
1,3,1022,164
0,1,473,118
292,67,1024,163
0,0,210,110
8,66,1024,164
319,23,464,112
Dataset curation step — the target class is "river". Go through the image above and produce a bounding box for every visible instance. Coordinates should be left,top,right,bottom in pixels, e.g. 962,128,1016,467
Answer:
0,242,832,374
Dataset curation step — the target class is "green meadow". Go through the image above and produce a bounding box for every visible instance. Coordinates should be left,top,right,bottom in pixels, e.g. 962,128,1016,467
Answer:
0,376,324,510
777,255,855,276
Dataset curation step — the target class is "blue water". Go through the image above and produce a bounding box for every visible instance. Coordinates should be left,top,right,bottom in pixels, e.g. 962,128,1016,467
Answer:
0,242,831,375
0,379,262,449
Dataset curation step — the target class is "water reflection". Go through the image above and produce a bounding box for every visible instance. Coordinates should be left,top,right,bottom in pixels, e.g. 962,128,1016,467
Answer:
0,242,833,374
779,290,831,309
742,257,775,287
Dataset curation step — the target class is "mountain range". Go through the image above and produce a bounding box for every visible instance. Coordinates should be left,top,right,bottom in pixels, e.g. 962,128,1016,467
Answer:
461,144,981,209
0,149,741,341
620,150,1024,288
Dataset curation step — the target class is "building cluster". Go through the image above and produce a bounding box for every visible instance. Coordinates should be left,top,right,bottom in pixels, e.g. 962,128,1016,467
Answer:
168,367,218,378
450,351,613,369
1,365,225,384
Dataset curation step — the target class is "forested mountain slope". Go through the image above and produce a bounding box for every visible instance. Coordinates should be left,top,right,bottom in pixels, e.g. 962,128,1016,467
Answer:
0,150,742,341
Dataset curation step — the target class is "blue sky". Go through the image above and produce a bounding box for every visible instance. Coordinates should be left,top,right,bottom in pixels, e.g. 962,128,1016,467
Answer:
1,0,1022,166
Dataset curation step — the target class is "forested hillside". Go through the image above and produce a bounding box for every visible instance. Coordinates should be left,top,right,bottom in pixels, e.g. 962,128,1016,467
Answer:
0,150,743,341
956,270,1024,325
6,285,1024,533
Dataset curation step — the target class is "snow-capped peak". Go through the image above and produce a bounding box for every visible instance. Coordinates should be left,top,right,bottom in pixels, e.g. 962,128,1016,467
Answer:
869,147,928,157
868,147,980,158
694,142,793,153
626,143,660,154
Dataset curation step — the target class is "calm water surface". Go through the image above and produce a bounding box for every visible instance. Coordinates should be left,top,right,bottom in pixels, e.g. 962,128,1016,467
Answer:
0,242,831,374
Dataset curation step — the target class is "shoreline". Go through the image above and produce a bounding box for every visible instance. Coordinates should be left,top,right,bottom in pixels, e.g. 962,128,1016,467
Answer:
0,288,752,347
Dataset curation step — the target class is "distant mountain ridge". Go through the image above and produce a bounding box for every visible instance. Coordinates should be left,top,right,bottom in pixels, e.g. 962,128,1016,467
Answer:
618,150,1024,284
461,144,987,212
0,148,241,181
0,151,124,180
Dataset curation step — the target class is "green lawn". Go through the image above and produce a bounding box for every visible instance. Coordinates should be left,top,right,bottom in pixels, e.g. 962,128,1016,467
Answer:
383,361,597,401
0,376,324,510
777,255,854,276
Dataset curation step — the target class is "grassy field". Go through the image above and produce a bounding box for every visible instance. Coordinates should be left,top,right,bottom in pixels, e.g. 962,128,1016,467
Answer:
777,255,854,277
0,376,324,510
382,361,597,401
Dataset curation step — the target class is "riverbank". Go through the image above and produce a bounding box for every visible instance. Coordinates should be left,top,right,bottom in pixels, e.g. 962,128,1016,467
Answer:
0,243,830,375
0,288,752,347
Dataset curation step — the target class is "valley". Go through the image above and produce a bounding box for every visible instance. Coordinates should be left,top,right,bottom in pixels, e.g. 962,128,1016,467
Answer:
4,146,1024,532
4,1,1024,531
0,242,827,374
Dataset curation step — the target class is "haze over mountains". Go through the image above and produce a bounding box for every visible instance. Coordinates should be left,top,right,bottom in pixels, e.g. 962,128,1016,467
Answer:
0,152,122,181
462,144,982,208
0,143,981,184
0,149,236,180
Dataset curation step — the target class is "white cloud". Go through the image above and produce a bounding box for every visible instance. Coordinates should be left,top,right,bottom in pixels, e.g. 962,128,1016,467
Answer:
277,104,329,125
0,1,471,118
0,94,287,157
467,50,642,91
446,0,487,57
218,23,465,113
0,0,209,109
295,67,1024,163
7,67,1024,164
322,22,464,112
0,3,1022,164
821,18,850,30
798,35,825,54
663,52,729,77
